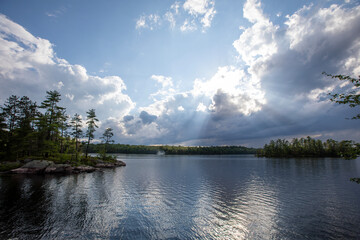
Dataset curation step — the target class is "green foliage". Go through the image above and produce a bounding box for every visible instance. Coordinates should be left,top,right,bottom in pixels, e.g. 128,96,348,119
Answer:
0,91,118,166
0,161,22,172
85,143,257,155
257,136,359,159
324,72,360,119
70,113,83,162
85,109,98,158
350,178,360,184
100,127,114,156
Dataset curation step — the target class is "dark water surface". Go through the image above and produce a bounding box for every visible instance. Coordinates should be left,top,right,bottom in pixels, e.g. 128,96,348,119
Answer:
1,155,360,239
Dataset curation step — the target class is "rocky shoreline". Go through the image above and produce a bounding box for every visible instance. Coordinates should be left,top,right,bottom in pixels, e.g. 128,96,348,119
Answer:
5,159,126,174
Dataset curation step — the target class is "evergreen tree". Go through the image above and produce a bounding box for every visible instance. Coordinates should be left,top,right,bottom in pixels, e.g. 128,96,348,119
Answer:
101,127,114,154
58,109,69,154
1,95,20,159
0,112,7,160
16,96,38,157
70,113,83,162
2,95,20,133
39,90,65,157
85,109,99,158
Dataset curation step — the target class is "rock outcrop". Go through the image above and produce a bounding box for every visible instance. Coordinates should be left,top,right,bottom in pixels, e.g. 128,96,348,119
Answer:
11,160,54,174
9,159,126,174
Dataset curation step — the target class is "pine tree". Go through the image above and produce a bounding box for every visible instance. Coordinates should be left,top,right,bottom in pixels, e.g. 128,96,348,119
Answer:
101,127,114,155
1,95,20,159
85,109,99,158
39,90,65,157
0,112,7,160
16,96,38,157
70,113,83,162
2,95,20,133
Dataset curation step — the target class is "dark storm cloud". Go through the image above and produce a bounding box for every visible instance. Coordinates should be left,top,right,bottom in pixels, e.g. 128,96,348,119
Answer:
139,111,157,125
123,115,134,122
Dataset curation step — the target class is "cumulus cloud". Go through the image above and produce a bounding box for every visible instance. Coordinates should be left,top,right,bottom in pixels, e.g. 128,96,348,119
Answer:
233,0,278,66
126,0,360,146
1,0,360,146
0,14,135,128
220,0,360,145
193,66,265,116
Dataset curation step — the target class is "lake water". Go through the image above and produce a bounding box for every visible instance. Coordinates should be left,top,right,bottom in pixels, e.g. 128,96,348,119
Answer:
1,155,360,239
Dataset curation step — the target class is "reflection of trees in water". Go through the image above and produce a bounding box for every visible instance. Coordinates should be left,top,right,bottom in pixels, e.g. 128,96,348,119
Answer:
0,175,53,239
1,156,359,239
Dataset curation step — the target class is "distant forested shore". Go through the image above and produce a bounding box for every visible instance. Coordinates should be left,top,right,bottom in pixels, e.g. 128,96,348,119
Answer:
257,136,360,159
85,144,258,155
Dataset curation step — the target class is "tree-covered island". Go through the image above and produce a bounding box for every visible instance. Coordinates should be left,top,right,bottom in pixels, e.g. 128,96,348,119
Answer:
0,90,257,173
0,90,125,173
257,73,360,160
1,73,359,176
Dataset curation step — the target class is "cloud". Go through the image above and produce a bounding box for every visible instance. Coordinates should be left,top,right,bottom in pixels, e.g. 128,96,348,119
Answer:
0,14,135,128
135,16,146,29
196,102,207,112
45,7,67,18
233,0,278,66
135,0,216,32
180,19,198,32
135,14,161,30
164,12,176,29
183,0,216,29
125,0,360,146
193,66,265,116
139,111,157,124
1,0,360,147
285,3,360,76
151,75,173,88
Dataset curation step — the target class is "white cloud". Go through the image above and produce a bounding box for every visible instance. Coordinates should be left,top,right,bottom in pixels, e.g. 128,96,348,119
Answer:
164,12,176,29
285,4,360,66
0,14,55,80
193,66,265,116
151,75,173,88
65,93,74,101
201,6,216,28
135,16,147,29
56,81,64,89
233,0,278,66
180,19,198,32
0,13,135,125
135,14,161,30
136,0,216,32
150,75,176,102
196,102,207,112
171,2,181,14
2,0,360,146
127,0,360,144
183,0,211,15
183,0,216,29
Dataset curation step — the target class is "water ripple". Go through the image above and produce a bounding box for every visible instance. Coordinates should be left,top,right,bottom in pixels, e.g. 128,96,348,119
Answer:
1,155,360,239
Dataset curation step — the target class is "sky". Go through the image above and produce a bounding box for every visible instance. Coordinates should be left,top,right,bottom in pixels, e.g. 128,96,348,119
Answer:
0,0,360,147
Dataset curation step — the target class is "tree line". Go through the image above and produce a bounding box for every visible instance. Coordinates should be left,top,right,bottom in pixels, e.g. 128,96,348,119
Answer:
0,90,114,163
85,144,258,155
257,136,360,159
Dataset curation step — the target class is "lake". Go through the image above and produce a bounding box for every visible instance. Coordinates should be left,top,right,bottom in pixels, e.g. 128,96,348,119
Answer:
1,155,360,239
